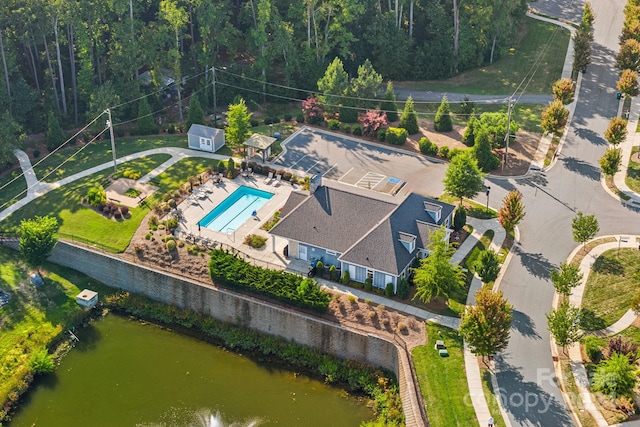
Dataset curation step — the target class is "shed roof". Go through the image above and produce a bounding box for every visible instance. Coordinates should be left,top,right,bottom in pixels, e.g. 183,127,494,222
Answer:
244,133,276,150
188,124,222,139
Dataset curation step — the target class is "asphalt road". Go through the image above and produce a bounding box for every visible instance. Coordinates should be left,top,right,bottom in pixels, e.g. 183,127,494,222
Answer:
392,89,554,105
484,1,638,426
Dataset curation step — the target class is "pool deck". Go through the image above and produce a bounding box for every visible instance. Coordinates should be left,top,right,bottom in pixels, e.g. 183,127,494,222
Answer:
175,173,295,267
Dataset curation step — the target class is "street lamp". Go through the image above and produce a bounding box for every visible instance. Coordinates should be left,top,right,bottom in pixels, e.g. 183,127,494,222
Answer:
485,186,491,212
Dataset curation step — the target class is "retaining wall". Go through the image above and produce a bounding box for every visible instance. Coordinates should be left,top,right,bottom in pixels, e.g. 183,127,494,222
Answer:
46,242,399,376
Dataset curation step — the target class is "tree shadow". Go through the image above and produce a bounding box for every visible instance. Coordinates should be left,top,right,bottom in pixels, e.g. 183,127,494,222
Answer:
579,309,607,331
592,255,624,275
573,128,607,146
494,357,574,426
511,310,542,340
518,251,554,279
560,156,601,181
72,322,102,352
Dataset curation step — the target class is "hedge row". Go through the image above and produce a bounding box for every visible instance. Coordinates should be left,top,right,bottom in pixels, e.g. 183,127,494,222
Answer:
208,249,330,311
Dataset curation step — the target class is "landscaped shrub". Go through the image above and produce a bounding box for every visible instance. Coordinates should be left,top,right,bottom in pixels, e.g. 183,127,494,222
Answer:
296,113,305,123
385,283,394,297
385,127,408,145
418,137,434,155
85,185,106,207
250,119,259,127
328,119,340,130
608,336,639,362
148,215,159,228
341,124,351,133
448,148,465,159
434,96,453,132
364,277,373,291
438,145,450,158
217,160,226,173
377,129,386,141
123,169,142,180
120,206,129,217
341,271,350,285
315,261,324,278
29,349,54,375
165,216,178,231
352,126,362,136
329,265,337,281
583,336,602,362
397,278,409,299
227,158,235,174
145,232,152,240
208,249,330,311
282,171,292,181
284,114,293,121
453,206,467,231
33,150,40,158
166,240,177,251
243,234,267,248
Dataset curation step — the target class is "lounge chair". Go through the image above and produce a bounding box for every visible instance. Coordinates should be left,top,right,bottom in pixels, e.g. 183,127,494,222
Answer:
264,171,274,184
272,174,282,186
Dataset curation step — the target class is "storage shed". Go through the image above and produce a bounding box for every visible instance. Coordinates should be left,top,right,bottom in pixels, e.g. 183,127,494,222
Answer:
187,124,225,153
76,289,98,308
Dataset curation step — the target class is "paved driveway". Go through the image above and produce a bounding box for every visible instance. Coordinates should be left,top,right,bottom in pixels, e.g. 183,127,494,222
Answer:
273,127,448,197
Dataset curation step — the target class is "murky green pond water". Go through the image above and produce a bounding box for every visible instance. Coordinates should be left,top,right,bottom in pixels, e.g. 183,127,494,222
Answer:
9,315,372,426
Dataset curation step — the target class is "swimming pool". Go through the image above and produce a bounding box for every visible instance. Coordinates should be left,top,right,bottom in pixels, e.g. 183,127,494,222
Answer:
198,186,274,233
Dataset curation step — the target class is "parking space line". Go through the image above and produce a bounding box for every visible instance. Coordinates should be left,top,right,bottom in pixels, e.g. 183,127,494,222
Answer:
288,154,308,169
323,163,339,176
305,160,322,173
338,167,354,182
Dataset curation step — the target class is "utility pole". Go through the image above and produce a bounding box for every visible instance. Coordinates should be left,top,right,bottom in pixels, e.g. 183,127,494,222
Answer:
105,109,117,172
504,97,513,168
211,66,217,124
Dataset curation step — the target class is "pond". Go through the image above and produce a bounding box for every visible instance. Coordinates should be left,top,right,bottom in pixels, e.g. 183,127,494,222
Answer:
9,315,373,427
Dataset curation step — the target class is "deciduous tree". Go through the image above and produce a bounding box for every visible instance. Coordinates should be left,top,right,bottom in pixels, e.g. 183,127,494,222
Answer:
616,39,640,72
460,286,513,363
0,111,24,165
600,148,622,179
552,78,576,105
474,112,518,149
572,211,599,249
443,151,485,203
541,100,569,135
473,128,500,172
498,190,525,233
301,95,324,124
19,215,59,275
413,227,465,303
550,262,583,296
360,110,388,136
225,98,252,148
434,95,452,132
604,117,628,146
617,69,639,97
573,28,592,74
547,300,582,354
399,96,419,135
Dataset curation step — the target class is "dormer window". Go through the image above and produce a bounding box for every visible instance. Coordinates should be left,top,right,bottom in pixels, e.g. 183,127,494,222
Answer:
398,232,416,253
423,201,442,222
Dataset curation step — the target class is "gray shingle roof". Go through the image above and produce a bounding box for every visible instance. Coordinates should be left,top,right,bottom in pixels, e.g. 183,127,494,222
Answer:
188,124,221,139
269,186,397,253
270,186,455,275
340,193,455,275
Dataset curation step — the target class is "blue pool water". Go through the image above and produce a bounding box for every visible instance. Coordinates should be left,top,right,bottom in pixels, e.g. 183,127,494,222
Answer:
198,186,274,233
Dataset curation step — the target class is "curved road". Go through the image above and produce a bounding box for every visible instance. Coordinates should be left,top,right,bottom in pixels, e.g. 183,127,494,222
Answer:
484,1,637,426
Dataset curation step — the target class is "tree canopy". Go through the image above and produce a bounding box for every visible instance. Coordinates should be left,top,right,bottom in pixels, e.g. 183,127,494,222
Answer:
19,215,59,273
413,227,465,303
460,286,513,361
497,190,525,233
225,98,252,148
547,301,582,353
550,262,583,296
443,151,485,203
572,211,599,249
599,148,622,179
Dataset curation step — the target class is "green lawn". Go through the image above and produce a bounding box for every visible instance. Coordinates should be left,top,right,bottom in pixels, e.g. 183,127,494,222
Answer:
580,248,640,330
0,246,116,411
0,169,28,211
0,155,170,252
396,18,569,95
438,194,498,220
146,157,219,206
481,368,507,427
32,134,189,183
625,146,640,193
412,323,478,427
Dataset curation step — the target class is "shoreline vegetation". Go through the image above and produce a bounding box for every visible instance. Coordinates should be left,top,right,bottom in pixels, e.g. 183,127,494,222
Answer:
0,248,403,426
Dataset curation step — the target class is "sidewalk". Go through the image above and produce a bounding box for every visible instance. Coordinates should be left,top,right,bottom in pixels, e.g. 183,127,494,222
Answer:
612,95,640,207
554,237,640,427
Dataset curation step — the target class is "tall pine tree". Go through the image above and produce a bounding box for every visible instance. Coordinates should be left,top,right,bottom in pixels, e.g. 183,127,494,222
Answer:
136,98,158,135
380,81,399,122
399,96,418,134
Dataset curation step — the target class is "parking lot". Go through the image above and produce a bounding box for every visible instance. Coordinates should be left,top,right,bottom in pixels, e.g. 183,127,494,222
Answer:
273,127,448,197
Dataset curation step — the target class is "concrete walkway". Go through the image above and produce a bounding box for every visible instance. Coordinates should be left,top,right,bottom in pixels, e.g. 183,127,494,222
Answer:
611,95,640,207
